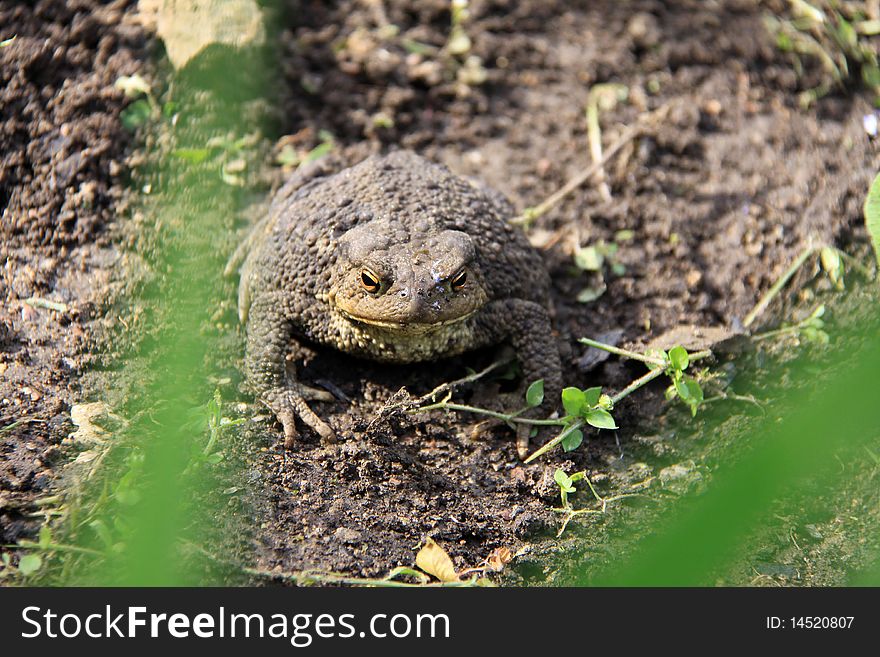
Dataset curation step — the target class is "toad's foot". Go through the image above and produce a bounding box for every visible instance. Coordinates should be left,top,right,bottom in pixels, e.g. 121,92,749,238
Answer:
263,385,336,448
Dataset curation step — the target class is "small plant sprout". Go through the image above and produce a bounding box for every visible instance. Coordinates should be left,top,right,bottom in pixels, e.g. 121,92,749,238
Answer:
171,131,263,187
663,345,705,417
574,239,627,303
554,468,585,509
274,130,336,170
753,304,830,345
765,1,880,106
742,243,873,329
552,469,648,537
819,246,844,290
410,338,711,463
446,0,472,56
115,74,160,129
203,388,245,464
585,83,629,202
560,386,616,450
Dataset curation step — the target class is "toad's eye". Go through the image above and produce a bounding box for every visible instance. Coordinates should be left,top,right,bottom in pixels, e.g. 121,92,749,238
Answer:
450,270,467,291
360,269,382,294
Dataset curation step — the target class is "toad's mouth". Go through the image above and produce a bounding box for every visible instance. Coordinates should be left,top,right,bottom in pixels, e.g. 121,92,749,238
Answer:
335,307,477,331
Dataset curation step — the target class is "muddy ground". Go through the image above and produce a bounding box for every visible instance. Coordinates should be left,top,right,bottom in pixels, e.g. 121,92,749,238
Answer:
238,0,878,580
1,0,878,585
0,0,146,549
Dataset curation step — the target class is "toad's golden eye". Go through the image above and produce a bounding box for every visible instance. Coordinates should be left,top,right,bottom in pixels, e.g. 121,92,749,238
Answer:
360,269,382,294
450,270,467,290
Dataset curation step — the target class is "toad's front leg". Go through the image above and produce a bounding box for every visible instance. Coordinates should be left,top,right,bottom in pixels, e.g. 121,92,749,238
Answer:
476,299,563,458
245,292,335,447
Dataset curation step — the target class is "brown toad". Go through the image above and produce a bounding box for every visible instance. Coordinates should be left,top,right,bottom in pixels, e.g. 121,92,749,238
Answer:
229,151,561,456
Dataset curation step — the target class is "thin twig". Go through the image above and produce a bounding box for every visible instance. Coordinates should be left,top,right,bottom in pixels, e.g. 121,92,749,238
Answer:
244,567,480,588
0,417,47,434
511,104,671,227
579,337,667,367
414,359,507,405
523,419,585,464
410,400,565,426
743,245,816,328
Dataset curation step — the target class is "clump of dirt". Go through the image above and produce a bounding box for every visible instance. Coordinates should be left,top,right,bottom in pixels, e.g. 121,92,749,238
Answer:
232,0,879,579
0,0,147,546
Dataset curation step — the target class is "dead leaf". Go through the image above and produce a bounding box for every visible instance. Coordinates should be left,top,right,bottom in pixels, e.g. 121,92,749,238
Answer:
485,546,513,572
415,538,460,583
68,402,109,445
137,0,266,69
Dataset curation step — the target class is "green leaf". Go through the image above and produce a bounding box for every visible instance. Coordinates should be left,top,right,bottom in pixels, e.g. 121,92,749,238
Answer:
836,18,857,50
585,408,617,430
820,247,843,288
401,38,435,55
668,345,689,371
525,379,544,407
89,520,115,551
574,246,603,271
645,348,668,370
802,327,830,345
121,99,152,130
864,171,880,266
276,144,300,167
304,143,332,163
554,469,575,492
583,386,602,407
576,285,606,303
863,63,880,89
386,566,430,584
38,525,52,548
172,148,211,164
674,377,691,400
561,429,584,452
17,554,42,576
561,387,587,417
685,378,704,404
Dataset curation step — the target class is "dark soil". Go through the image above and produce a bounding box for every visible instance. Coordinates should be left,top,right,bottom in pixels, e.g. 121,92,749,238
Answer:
1,0,877,585
0,0,146,547
238,0,879,579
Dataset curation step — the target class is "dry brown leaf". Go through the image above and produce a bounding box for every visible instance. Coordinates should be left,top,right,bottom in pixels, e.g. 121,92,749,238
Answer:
68,402,109,445
485,546,513,572
415,538,460,583
137,0,266,69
